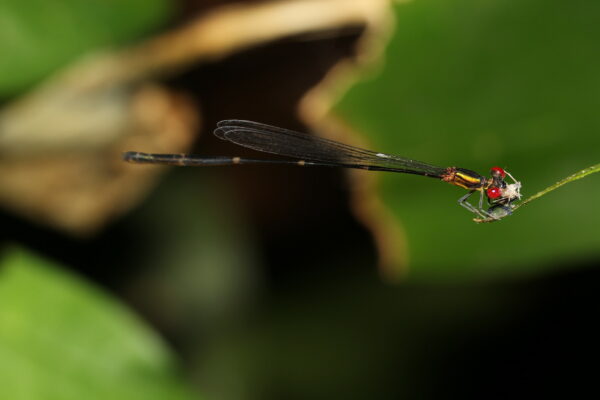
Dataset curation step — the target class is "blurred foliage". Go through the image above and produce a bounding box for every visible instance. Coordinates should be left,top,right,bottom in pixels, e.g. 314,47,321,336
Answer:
125,168,261,326
1,0,599,398
0,247,196,400
336,0,600,280
0,0,171,97
125,168,264,398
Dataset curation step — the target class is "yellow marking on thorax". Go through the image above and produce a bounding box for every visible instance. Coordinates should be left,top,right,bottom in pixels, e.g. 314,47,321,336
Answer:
232,157,241,164
455,171,482,186
443,169,484,190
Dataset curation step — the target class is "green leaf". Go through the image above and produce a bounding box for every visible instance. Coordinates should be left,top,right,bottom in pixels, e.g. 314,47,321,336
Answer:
335,0,600,280
0,0,171,97
0,247,196,400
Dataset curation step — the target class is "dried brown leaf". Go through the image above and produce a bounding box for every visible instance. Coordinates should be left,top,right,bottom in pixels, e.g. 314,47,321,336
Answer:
0,0,393,234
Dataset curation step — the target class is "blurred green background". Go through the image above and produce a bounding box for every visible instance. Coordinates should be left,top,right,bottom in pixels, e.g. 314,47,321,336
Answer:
0,0,171,97
337,0,600,280
1,0,599,399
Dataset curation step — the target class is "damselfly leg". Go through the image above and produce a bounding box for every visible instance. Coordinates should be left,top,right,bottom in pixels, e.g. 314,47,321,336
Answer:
458,190,493,219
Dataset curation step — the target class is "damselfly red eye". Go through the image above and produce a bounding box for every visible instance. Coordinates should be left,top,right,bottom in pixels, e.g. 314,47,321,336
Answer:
490,166,506,178
487,187,502,199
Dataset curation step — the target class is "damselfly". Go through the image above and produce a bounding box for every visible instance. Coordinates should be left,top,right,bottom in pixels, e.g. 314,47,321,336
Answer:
123,120,522,219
